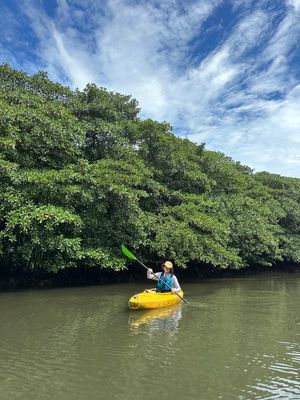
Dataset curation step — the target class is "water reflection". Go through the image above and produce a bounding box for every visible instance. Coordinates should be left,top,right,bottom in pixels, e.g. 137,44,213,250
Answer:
128,305,183,335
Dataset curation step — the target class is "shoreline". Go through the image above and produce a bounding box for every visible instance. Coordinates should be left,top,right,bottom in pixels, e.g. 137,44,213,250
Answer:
1,263,299,292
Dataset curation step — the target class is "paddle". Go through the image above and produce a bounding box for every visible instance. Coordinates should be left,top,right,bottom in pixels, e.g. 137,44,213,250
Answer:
121,244,188,304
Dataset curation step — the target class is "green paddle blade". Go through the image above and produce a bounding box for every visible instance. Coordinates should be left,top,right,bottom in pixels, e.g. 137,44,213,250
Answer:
121,245,137,261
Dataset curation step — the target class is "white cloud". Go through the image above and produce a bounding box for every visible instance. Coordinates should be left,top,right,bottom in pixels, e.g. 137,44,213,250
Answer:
20,0,104,87
287,0,300,11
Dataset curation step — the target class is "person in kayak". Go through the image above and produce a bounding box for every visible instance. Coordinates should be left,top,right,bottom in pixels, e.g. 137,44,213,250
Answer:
147,261,181,293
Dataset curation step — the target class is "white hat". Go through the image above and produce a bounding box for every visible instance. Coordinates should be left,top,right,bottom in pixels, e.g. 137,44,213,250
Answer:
162,261,173,269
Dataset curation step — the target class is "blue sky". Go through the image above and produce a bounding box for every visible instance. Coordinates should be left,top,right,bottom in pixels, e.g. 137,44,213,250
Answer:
1,0,300,178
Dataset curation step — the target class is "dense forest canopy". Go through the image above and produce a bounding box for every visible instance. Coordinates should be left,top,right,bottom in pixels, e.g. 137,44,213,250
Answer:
0,64,299,276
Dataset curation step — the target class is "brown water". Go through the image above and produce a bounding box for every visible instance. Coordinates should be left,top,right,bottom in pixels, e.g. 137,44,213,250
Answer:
0,273,299,400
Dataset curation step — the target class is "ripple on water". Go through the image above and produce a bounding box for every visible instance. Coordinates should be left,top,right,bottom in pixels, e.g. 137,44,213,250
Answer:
247,342,300,400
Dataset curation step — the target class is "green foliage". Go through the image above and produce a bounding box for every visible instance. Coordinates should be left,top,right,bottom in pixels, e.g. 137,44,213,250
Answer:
254,172,300,264
200,151,253,194
0,63,72,101
0,90,84,168
148,201,242,268
70,84,140,162
72,83,139,122
131,119,210,193
0,203,82,272
218,194,284,267
0,64,299,277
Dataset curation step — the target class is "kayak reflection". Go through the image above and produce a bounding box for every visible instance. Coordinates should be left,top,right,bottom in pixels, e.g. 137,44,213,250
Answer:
128,304,182,334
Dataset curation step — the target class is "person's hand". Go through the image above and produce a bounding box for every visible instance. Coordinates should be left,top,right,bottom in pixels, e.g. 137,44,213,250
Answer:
148,268,153,274
171,288,176,293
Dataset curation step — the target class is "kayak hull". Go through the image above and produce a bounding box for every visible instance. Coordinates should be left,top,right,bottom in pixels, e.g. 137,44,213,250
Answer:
128,289,184,310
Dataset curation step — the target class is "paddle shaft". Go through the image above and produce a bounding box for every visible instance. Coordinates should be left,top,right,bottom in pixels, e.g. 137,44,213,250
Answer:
136,259,188,304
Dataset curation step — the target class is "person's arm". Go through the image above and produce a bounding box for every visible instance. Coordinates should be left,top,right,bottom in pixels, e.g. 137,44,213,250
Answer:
172,275,181,293
147,269,161,281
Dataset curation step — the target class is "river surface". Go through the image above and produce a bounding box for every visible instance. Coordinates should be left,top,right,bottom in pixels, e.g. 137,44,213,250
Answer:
0,272,299,400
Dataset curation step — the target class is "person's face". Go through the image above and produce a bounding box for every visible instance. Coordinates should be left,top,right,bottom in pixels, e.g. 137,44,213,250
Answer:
163,266,172,274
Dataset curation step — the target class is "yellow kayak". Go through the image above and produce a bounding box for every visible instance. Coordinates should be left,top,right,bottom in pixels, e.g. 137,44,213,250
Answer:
128,288,184,310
